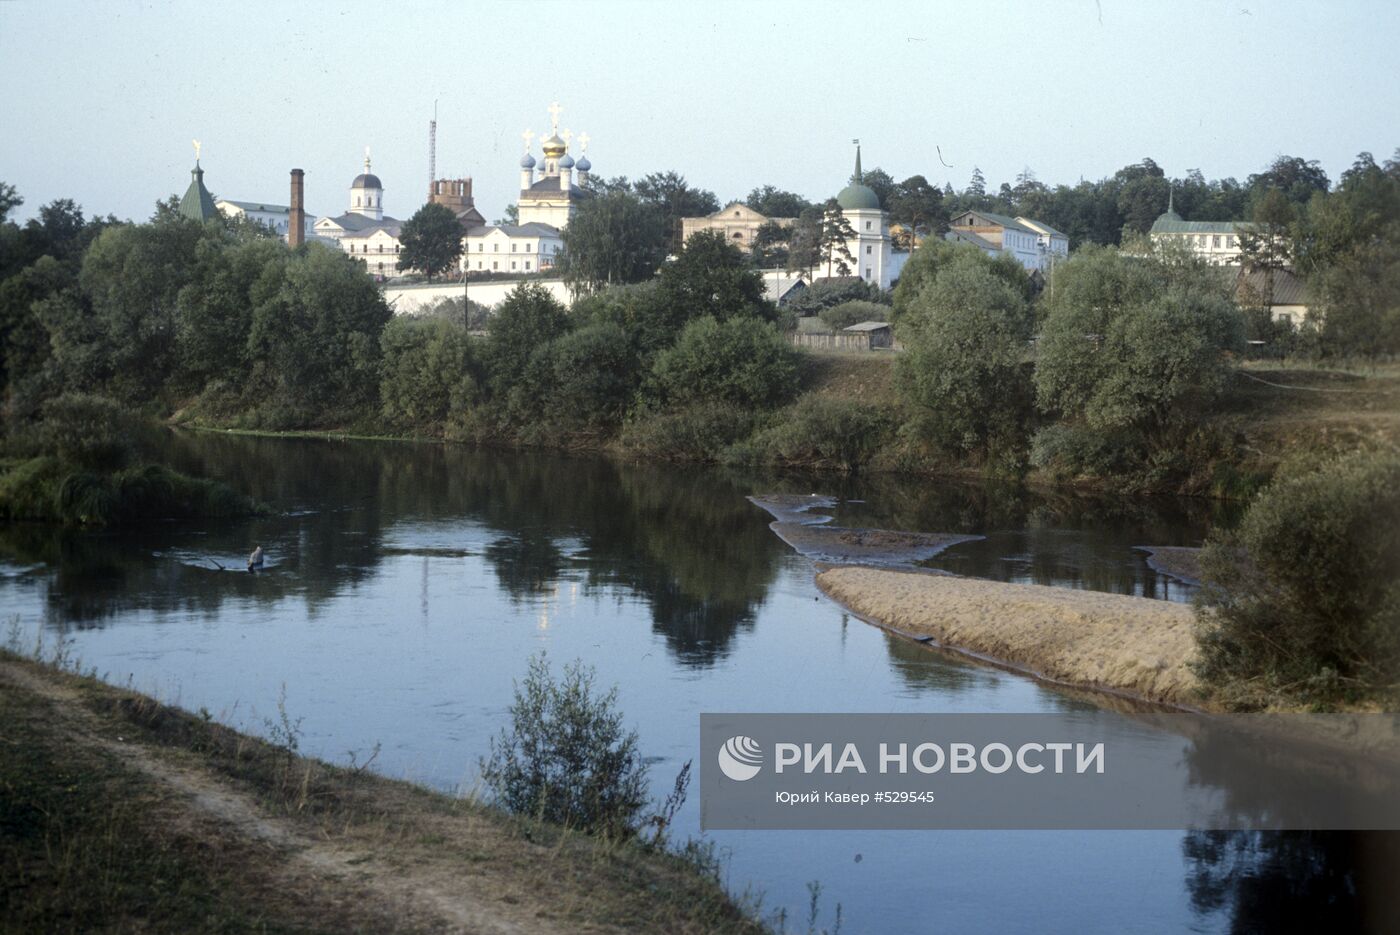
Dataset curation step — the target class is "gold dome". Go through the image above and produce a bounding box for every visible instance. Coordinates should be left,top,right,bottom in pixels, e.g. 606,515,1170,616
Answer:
541,134,566,158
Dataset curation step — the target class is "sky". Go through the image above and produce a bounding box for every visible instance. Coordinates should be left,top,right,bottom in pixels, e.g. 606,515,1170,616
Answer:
2,0,1397,225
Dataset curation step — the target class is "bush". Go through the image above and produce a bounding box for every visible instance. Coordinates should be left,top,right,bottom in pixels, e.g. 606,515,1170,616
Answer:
896,255,1035,470
378,316,479,433
485,282,571,397
0,458,258,526
1193,449,1400,708
818,300,888,332
480,655,648,837
734,397,895,472
542,322,637,428
619,404,759,462
650,316,799,410
785,277,888,317
17,393,150,469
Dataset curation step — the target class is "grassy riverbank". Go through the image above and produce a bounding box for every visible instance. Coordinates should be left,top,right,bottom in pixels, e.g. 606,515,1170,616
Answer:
0,650,764,934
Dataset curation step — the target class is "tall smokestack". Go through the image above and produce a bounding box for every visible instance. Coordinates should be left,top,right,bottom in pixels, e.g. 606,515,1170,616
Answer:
289,168,305,247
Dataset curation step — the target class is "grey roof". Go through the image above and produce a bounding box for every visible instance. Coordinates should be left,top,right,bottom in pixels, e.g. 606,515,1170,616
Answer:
1235,266,1307,306
843,321,891,332
1150,215,1248,235
324,212,401,237
1016,216,1067,238
519,176,589,200
951,210,1035,233
465,222,561,237
219,199,291,215
945,228,1000,252
351,173,383,189
836,182,881,210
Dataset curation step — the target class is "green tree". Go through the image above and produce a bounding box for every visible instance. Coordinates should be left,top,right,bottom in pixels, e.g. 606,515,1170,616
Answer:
887,175,947,249
1194,450,1400,708
750,219,791,267
896,253,1036,468
858,167,896,208
633,171,719,255
658,229,772,324
245,243,391,424
744,185,810,218
1032,245,1244,478
650,316,799,410
818,199,857,278
0,181,20,223
818,299,888,331
541,322,637,428
561,189,667,292
176,236,288,391
378,315,480,431
485,282,571,397
396,202,463,281
785,204,824,277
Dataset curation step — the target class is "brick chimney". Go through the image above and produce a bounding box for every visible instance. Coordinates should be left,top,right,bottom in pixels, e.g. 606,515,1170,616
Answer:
289,169,305,247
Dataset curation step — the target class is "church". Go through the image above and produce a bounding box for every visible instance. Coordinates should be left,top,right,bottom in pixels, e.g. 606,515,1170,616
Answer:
462,103,592,274
314,152,408,280
822,144,908,291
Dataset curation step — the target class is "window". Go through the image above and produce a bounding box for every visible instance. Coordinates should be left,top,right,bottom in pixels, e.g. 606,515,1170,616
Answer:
865,221,872,230
524,243,532,251
477,261,483,269
733,231,744,240
511,261,517,270
1213,235,1221,248
478,243,483,252
525,261,531,270
492,261,498,270
378,244,384,253
734,211,740,217
493,244,499,252
1227,235,1236,248
511,243,517,252
866,245,872,255
865,267,872,279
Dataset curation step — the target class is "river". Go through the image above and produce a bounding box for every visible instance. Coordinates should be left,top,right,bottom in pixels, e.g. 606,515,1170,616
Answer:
0,432,1372,933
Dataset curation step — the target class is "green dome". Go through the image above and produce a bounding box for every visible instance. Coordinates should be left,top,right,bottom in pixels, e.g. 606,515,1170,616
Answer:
836,182,880,211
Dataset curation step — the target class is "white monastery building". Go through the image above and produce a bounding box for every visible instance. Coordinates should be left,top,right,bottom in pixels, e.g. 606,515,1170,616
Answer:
463,104,591,274
1148,193,1247,264
314,151,407,280
215,198,317,241
945,210,1068,272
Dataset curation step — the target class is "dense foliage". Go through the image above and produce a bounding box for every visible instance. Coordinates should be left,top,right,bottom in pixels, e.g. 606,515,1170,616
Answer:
396,202,464,281
1194,449,1400,708
480,655,649,837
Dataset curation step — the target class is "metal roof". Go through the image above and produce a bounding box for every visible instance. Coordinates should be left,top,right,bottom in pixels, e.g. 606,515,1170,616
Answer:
843,321,891,332
951,210,1035,233
465,222,562,237
1016,216,1067,238
219,199,291,214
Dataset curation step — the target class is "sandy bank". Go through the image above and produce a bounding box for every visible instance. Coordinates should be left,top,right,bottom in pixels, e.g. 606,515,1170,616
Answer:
817,566,1203,706
1136,546,1204,586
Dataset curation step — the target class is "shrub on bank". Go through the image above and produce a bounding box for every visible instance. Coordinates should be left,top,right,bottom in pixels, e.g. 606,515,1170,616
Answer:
481,655,649,838
0,458,259,526
650,316,800,410
379,316,480,433
731,397,896,473
618,404,759,462
1193,448,1400,709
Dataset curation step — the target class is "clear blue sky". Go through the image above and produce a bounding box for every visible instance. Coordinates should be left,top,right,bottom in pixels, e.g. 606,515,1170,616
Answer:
2,0,1397,224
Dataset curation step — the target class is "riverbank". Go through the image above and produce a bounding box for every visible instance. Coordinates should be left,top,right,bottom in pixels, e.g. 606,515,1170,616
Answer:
815,566,1204,708
0,651,762,934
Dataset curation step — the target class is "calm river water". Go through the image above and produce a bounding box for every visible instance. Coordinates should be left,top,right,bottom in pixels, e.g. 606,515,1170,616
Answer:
0,433,1377,933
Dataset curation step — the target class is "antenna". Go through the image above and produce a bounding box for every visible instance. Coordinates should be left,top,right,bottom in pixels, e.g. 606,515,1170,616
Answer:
428,100,437,198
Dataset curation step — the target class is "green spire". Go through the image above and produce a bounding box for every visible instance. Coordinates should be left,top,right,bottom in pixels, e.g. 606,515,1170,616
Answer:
852,140,863,185
179,162,219,221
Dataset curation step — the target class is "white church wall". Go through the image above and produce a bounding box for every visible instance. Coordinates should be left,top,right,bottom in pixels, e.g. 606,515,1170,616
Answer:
382,278,571,315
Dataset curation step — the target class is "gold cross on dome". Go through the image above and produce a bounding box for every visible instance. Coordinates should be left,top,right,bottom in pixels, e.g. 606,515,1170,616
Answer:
522,129,535,152
578,132,589,153
547,101,562,133
192,139,201,161
561,129,573,148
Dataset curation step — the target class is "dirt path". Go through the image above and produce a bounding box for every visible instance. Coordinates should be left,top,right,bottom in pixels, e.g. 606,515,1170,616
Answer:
1,659,583,935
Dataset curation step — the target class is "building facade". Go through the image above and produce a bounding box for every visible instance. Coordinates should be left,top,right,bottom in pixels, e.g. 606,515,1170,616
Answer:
1148,195,1249,264
819,145,908,290
314,152,407,280
945,210,1061,271
681,202,795,252
216,198,318,240
462,222,563,274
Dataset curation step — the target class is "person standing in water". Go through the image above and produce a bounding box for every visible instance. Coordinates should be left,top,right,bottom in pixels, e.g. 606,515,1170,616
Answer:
248,545,264,572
